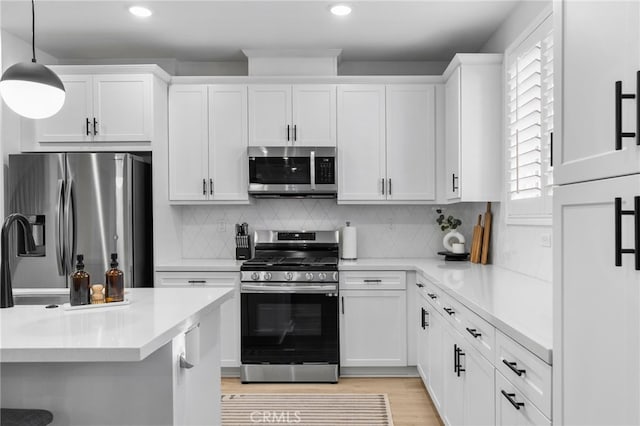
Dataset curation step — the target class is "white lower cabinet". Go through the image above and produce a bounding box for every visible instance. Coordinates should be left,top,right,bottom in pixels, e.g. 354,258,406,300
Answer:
155,271,240,367
416,280,550,426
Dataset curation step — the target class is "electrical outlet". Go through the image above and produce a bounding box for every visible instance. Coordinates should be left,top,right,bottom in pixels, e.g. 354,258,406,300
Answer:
540,233,551,247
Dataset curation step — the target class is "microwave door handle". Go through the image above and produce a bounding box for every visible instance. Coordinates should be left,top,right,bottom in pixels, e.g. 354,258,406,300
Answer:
310,150,316,190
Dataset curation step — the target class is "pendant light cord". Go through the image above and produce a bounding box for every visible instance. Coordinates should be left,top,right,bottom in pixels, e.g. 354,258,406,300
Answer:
31,0,36,63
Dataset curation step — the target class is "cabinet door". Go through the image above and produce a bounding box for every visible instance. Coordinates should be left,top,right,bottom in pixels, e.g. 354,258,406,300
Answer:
208,85,248,201
36,75,93,143
92,74,152,142
462,345,495,426
553,174,640,425
337,85,387,201
445,67,461,201
248,85,292,146
168,85,209,201
555,1,640,184
386,84,436,201
340,290,406,367
496,372,550,426
427,306,445,413
442,326,464,426
292,85,336,147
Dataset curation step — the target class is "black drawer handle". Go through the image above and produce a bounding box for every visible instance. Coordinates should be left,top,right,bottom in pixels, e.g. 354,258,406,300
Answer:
443,307,455,316
466,327,482,338
188,280,206,284
421,307,429,329
427,293,437,299
363,279,382,283
416,282,424,288
615,72,640,150
501,390,525,410
502,359,526,376
455,344,465,377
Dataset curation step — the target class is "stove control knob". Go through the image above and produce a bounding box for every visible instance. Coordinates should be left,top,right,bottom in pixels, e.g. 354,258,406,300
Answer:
318,273,327,281
332,272,339,281
251,272,260,281
264,272,273,281
285,272,293,281
305,272,314,281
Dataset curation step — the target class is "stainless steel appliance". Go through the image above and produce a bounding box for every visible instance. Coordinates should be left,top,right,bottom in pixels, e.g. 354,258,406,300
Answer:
248,146,337,198
240,230,339,383
7,153,153,288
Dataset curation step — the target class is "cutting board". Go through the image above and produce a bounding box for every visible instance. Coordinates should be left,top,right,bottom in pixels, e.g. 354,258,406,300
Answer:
481,202,492,265
470,214,484,263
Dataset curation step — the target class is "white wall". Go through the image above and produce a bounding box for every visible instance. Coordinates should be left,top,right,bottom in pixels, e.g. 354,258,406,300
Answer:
1,30,58,217
479,0,552,281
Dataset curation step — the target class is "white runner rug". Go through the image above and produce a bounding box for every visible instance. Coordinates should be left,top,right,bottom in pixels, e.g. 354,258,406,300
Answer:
221,393,394,425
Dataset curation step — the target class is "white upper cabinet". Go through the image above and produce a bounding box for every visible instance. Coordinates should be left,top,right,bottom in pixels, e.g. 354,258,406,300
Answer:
555,1,640,184
337,85,387,201
338,84,436,203
386,84,436,201
248,84,336,147
168,84,248,203
37,74,153,143
444,55,502,202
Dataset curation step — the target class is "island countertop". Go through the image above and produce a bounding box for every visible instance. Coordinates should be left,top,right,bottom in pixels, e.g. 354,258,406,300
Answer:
0,287,233,363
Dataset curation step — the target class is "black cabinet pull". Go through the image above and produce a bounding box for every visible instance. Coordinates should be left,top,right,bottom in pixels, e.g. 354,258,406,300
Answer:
210,178,213,195
456,346,465,377
293,124,297,141
443,307,455,316
501,390,525,410
202,179,206,195
615,196,640,270
188,280,206,284
381,178,385,195
550,131,553,167
388,178,392,195
93,118,98,135
416,282,424,288
452,173,459,192
341,296,344,314
615,73,639,150
427,293,437,300
421,307,428,329
453,344,458,373
502,359,526,376
86,118,91,136
466,327,482,338
287,124,290,141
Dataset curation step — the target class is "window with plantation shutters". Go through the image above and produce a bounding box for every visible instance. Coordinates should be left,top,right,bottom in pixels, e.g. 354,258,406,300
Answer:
505,13,553,224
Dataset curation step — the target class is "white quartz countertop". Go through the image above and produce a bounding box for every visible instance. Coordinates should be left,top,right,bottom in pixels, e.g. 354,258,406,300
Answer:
0,287,233,363
156,259,242,271
341,258,552,364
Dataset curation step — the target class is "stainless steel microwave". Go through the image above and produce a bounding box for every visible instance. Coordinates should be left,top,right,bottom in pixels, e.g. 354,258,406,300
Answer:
248,146,337,198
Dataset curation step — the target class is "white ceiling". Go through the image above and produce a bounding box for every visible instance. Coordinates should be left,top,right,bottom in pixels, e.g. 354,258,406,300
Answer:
1,0,521,63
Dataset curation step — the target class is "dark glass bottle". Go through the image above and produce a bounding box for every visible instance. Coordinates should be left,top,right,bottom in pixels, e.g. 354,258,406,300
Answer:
70,254,90,306
105,253,124,303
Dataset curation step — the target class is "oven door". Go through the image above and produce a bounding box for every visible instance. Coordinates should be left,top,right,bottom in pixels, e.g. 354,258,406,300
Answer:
241,289,339,364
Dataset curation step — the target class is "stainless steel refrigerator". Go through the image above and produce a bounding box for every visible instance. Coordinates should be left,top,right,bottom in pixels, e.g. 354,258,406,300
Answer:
7,153,153,288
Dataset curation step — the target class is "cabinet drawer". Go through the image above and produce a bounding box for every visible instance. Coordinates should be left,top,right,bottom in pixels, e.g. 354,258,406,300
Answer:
155,271,239,287
495,331,551,418
439,292,465,332
422,280,444,310
460,306,496,362
496,371,550,426
341,271,406,290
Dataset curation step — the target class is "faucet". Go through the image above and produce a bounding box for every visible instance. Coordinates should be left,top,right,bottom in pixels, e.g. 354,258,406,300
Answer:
1,213,37,308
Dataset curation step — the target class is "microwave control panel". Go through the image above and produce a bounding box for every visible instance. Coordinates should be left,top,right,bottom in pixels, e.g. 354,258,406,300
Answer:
315,157,335,184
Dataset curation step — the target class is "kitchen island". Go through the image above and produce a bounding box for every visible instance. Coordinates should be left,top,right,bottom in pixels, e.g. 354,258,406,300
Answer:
0,287,233,426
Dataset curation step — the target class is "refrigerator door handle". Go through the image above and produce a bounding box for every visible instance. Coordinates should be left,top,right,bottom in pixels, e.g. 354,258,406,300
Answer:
55,179,65,276
64,179,77,274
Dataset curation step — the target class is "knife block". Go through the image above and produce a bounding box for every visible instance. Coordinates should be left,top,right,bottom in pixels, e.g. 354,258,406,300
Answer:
235,235,251,260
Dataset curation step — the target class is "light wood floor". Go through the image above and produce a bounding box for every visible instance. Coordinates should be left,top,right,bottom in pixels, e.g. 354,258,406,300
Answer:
221,377,443,426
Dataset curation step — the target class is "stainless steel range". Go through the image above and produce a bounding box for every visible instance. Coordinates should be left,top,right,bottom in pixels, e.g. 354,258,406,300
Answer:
240,230,339,383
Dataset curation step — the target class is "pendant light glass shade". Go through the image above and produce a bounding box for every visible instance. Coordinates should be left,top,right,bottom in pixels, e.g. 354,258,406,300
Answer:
0,0,65,119
0,62,65,119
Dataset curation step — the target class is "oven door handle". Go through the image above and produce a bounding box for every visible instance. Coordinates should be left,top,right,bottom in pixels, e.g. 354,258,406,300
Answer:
241,284,337,293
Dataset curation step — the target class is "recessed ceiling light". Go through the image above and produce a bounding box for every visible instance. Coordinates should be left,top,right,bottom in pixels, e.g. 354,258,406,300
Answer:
129,6,152,18
330,4,351,16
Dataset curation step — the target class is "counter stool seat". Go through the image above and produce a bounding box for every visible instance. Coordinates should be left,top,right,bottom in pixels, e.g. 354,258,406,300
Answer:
0,408,53,426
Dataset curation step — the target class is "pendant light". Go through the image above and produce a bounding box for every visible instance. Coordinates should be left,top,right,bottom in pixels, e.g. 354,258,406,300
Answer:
0,0,65,119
